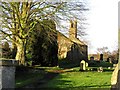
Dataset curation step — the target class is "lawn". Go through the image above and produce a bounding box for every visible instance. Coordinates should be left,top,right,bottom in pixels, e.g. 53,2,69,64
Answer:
15,67,113,90
39,71,112,89
15,72,44,88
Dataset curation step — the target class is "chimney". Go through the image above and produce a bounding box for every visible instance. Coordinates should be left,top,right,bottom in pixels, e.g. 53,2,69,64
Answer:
69,19,77,39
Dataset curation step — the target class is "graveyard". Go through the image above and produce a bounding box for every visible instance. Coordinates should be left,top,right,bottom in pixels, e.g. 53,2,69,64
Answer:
15,60,114,89
0,39,117,89
0,1,119,90
15,68,113,89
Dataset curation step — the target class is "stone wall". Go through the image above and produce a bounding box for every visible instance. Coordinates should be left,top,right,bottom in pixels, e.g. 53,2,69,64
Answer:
0,59,17,89
0,66,15,88
58,32,72,59
58,32,88,62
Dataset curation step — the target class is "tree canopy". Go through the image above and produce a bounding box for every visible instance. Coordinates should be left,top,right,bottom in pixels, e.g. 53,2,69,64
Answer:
0,1,88,65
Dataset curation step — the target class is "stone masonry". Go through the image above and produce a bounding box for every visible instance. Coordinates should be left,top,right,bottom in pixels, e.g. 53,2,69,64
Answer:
57,20,88,62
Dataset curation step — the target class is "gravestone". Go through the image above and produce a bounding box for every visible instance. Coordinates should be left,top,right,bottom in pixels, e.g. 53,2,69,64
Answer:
90,56,94,60
100,54,103,61
0,59,17,89
97,67,103,72
80,60,86,71
109,58,112,63
86,62,88,67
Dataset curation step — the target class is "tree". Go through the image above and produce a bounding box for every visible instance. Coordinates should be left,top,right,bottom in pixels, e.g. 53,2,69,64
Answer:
27,19,58,66
96,47,111,60
0,1,88,65
0,1,65,65
109,49,119,63
2,42,12,58
97,47,109,54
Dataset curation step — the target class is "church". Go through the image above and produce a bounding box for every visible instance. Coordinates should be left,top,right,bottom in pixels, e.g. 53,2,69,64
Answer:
31,19,88,66
57,20,88,63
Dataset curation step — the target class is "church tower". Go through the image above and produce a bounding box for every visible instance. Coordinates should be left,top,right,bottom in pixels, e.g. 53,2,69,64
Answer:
69,19,77,39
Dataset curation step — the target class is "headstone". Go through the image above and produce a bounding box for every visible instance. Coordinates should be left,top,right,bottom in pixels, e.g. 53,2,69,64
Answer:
107,58,109,62
86,62,88,67
97,67,103,72
90,56,94,60
80,60,86,71
108,67,111,69
109,58,112,63
0,59,17,89
100,54,103,61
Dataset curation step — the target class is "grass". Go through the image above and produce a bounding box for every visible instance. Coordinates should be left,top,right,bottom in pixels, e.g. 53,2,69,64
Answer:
15,66,113,89
39,67,112,89
15,66,61,88
40,71,112,89
15,72,44,88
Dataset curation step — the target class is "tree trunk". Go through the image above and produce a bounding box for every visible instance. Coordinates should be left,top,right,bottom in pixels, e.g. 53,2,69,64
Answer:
15,41,26,65
12,43,17,59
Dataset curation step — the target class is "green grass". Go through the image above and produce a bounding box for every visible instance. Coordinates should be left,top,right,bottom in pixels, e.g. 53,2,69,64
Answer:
15,66,113,89
15,66,62,88
39,70,112,89
15,72,44,88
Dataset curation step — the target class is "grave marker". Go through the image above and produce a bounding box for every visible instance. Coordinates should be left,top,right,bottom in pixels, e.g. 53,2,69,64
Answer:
80,60,86,71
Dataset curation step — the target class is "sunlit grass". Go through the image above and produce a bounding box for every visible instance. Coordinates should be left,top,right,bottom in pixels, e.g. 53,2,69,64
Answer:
40,71,112,89
15,66,113,89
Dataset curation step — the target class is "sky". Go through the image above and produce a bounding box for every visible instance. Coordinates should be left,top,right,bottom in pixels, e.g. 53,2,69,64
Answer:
85,0,119,54
0,0,119,55
59,0,119,54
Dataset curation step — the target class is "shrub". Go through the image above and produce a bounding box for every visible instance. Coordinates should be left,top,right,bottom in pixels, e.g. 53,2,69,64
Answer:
88,60,113,67
58,59,79,68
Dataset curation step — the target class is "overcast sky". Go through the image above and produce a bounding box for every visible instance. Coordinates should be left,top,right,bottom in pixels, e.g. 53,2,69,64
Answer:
58,0,119,54
86,0,119,54
1,0,118,54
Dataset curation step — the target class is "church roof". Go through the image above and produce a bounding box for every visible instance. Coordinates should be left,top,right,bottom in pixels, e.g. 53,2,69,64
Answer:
69,37,86,45
57,31,86,46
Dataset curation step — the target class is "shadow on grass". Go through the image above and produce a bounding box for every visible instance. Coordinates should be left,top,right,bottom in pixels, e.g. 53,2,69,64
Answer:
37,73,111,89
37,82,111,90
37,84,111,90
17,72,59,88
35,88,110,90
16,66,112,89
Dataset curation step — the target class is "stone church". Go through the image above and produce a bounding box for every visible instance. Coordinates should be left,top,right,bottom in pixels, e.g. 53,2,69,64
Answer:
31,19,88,66
57,20,88,63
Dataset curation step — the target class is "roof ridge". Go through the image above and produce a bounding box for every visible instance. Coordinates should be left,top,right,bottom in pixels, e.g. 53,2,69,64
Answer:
57,31,86,45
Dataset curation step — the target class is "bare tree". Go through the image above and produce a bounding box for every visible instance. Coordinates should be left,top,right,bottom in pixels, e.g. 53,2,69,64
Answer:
97,47,109,54
0,1,88,65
